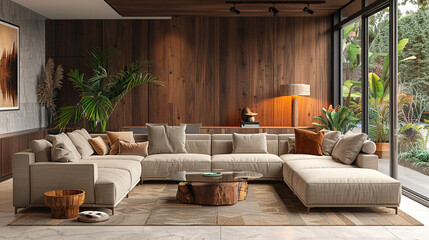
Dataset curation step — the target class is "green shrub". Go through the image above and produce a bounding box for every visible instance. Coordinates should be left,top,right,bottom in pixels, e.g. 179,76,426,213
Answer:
399,145,429,163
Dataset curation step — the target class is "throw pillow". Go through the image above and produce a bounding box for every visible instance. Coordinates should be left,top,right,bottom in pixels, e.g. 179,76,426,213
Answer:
331,133,368,164
119,141,149,156
294,129,325,155
232,133,267,153
30,139,52,162
88,136,110,155
67,129,94,158
321,131,341,155
361,140,376,154
107,131,135,155
47,133,81,160
147,125,187,154
287,137,295,153
51,136,80,162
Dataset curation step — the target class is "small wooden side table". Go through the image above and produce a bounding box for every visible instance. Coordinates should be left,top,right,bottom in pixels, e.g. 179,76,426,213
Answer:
44,189,85,219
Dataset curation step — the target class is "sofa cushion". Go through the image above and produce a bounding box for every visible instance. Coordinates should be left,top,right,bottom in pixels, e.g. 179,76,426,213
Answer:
232,133,268,154
67,129,94,158
107,131,136,155
82,155,144,163
142,154,211,179
331,133,368,164
292,168,401,206
294,129,324,155
95,168,131,205
282,157,354,190
30,139,52,162
211,154,283,179
280,154,334,162
147,125,187,154
80,159,141,188
212,134,278,155
361,140,376,154
321,131,341,156
119,141,148,157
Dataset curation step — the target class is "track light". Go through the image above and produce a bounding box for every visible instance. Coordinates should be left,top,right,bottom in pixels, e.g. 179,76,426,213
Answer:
229,4,240,14
269,5,279,17
303,4,314,14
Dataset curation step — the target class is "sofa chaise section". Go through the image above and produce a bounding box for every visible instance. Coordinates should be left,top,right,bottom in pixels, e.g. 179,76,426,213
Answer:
293,168,401,212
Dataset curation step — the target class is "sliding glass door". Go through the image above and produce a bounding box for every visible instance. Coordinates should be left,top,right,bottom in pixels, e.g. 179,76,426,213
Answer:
396,0,429,200
338,0,429,204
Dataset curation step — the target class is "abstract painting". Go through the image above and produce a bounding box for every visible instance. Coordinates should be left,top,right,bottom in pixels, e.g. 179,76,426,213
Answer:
0,20,19,110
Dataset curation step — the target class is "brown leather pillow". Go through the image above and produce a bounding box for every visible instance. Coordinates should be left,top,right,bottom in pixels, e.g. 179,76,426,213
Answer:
107,131,135,155
88,136,110,155
119,141,149,157
294,129,325,155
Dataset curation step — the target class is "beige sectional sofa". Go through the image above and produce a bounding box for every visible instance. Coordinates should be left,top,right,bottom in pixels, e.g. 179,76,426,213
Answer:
13,133,401,215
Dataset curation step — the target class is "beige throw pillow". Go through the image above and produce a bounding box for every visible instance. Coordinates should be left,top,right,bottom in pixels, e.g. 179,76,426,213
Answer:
51,135,80,162
232,133,267,154
321,131,341,156
30,139,52,162
361,140,376,154
89,136,110,155
287,137,295,153
147,125,187,154
48,133,81,160
119,141,149,156
107,131,135,155
331,133,368,164
67,129,94,158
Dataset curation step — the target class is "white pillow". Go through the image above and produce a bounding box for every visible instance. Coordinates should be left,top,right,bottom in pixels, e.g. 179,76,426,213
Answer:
148,125,187,154
331,133,368,164
232,133,267,154
361,140,376,154
48,133,81,160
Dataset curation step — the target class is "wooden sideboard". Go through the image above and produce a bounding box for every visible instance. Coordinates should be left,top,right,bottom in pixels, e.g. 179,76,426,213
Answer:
120,126,315,134
0,128,47,181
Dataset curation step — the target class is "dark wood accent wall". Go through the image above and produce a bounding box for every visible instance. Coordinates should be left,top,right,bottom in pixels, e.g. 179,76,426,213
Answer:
46,16,331,130
0,129,47,181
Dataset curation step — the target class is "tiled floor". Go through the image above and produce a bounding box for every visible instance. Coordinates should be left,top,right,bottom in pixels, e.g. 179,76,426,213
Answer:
1,179,429,240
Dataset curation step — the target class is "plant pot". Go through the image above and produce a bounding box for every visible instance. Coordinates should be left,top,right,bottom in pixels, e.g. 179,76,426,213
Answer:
375,142,390,159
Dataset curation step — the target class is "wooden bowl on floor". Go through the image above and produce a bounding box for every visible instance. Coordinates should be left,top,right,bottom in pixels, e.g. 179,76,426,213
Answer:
44,189,85,219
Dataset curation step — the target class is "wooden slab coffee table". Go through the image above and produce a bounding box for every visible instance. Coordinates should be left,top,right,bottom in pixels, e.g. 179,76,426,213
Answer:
167,171,262,206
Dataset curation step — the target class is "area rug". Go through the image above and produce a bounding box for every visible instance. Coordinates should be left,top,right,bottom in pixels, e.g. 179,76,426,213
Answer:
9,182,423,226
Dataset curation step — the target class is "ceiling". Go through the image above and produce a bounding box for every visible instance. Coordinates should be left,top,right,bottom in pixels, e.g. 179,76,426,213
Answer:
104,0,347,17
11,0,171,19
12,0,349,19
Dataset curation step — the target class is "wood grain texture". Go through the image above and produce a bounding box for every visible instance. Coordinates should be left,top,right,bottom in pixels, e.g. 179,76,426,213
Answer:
0,129,47,180
176,182,239,206
46,17,331,131
44,189,85,219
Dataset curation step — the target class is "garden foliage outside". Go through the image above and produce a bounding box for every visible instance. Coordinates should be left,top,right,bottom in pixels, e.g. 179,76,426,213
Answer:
341,2,429,169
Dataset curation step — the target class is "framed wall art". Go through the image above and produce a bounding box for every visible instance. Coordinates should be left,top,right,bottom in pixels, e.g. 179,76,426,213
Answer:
0,20,19,110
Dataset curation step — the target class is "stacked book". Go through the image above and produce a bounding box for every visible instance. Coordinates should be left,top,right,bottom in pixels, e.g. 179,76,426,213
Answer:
240,122,259,128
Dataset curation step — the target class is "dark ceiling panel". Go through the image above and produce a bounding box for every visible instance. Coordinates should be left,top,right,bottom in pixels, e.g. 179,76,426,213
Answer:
104,0,346,17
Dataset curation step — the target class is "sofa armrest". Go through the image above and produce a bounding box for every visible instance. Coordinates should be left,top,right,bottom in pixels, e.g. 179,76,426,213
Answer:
354,153,378,170
13,152,36,207
30,162,98,204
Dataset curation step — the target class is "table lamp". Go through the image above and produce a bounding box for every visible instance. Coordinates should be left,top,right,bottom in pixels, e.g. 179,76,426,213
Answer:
280,84,310,127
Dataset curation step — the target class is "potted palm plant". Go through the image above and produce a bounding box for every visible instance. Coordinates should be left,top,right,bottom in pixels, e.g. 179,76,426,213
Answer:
56,48,163,132
312,105,360,134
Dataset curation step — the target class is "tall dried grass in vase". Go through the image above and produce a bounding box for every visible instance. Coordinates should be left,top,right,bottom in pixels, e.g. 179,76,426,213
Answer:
37,58,63,127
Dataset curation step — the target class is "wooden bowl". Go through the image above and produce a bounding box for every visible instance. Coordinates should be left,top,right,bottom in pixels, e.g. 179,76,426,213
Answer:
44,189,85,219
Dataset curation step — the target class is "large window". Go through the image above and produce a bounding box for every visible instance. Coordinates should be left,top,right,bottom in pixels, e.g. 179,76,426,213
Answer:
338,0,429,203
341,20,362,133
